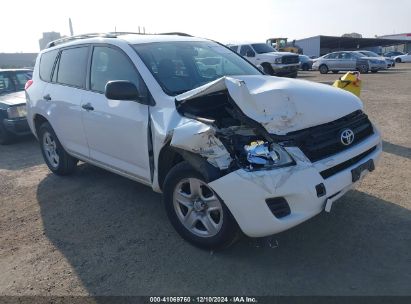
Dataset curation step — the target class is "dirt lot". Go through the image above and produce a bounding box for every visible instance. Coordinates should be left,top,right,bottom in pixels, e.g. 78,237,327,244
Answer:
1,64,410,296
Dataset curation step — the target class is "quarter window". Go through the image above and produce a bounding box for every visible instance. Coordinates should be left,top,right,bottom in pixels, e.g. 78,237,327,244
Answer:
56,47,88,88
39,50,58,82
90,46,142,94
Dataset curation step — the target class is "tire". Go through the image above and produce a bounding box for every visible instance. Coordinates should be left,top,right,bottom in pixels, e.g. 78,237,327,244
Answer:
319,65,328,74
371,70,378,73
38,122,78,175
358,63,369,74
0,123,14,145
163,161,240,250
261,62,274,75
332,71,339,74
395,58,401,63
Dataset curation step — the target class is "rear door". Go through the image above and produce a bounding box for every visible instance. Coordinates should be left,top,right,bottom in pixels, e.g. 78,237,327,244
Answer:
44,46,90,157
81,45,151,182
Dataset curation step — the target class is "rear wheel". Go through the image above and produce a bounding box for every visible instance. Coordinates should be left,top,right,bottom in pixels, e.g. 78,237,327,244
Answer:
163,162,239,249
0,123,14,145
38,122,78,175
319,65,328,74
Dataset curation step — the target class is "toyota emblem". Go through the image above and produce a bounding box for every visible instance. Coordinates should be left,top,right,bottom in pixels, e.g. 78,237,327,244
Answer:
340,129,355,146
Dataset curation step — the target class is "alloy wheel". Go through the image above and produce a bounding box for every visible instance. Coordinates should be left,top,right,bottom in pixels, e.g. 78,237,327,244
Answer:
173,178,223,238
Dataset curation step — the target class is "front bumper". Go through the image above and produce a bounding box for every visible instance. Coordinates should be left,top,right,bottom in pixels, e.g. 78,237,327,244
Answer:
209,129,382,237
271,63,299,74
2,117,31,136
369,62,387,71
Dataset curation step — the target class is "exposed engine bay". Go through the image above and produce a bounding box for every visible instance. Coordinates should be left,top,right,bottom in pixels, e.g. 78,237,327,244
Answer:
174,90,294,171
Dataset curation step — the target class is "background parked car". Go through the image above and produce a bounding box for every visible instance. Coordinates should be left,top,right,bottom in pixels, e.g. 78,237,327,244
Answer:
299,55,313,71
355,50,395,68
312,51,370,74
384,51,405,58
393,52,411,63
230,43,299,78
0,69,33,144
313,51,388,74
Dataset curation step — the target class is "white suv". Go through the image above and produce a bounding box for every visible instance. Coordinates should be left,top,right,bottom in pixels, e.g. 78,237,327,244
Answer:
26,33,382,249
229,43,300,78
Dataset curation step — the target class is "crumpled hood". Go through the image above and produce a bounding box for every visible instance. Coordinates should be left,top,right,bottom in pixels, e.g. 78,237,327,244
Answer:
0,91,26,106
176,75,363,135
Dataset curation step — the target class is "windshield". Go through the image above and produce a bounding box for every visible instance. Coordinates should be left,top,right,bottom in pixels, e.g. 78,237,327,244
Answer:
251,43,276,54
0,71,32,94
360,51,379,57
133,41,262,96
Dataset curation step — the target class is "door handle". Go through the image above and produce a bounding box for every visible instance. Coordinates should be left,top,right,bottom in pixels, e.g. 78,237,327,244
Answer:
82,103,94,111
43,94,51,101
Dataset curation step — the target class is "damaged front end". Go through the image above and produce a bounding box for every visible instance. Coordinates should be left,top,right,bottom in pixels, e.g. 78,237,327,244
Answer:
170,77,300,174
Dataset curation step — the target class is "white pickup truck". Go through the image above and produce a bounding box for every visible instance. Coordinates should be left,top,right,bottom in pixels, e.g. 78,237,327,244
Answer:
229,43,300,78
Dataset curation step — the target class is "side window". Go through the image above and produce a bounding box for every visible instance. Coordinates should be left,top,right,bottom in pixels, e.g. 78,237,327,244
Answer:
229,45,238,52
0,72,13,93
239,45,254,57
327,53,338,59
90,46,143,94
56,47,88,88
39,49,58,82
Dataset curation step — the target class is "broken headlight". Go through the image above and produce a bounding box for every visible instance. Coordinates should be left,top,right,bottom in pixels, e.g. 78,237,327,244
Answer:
7,105,27,119
244,141,294,168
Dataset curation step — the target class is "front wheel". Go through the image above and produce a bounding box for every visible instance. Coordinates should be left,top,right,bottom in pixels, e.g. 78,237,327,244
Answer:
395,58,401,63
261,63,274,75
38,122,78,175
358,63,369,73
163,162,239,249
319,65,328,74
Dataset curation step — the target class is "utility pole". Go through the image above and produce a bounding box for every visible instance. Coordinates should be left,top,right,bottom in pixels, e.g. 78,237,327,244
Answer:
69,18,74,36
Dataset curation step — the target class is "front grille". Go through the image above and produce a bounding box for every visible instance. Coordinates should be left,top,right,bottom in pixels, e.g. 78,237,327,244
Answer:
278,110,374,162
320,146,376,179
281,55,299,64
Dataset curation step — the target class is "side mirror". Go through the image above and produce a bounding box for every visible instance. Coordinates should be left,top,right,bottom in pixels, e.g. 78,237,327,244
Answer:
246,50,255,57
105,80,142,102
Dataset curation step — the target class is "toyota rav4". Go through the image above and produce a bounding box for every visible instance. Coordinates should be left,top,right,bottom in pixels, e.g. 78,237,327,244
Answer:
26,33,382,249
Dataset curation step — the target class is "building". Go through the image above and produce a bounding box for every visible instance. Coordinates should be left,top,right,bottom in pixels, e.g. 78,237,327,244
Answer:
295,35,407,57
0,53,38,68
378,33,411,53
39,32,62,50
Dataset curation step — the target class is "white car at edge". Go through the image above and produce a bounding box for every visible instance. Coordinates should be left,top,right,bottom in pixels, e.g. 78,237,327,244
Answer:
25,33,382,249
393,52,411,63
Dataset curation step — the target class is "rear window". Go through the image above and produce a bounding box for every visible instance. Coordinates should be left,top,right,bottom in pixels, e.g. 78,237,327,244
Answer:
56,47,89,88
39,50,58,82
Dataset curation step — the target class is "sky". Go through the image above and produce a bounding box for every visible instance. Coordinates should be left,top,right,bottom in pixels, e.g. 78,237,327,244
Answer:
1,0,410,53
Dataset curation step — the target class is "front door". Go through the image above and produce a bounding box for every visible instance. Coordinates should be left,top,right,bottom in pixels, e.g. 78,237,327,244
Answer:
81,45,151,182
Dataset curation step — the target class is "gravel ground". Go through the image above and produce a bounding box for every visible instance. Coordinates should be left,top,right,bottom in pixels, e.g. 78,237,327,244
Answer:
0,64,410,296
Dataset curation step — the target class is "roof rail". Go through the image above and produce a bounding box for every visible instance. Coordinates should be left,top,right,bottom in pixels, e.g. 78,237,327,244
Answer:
159,32,192,37
46,33,119,48
46,31,193,48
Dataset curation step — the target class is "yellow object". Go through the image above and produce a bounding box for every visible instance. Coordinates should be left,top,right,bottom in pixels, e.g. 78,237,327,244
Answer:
332,71,362,97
